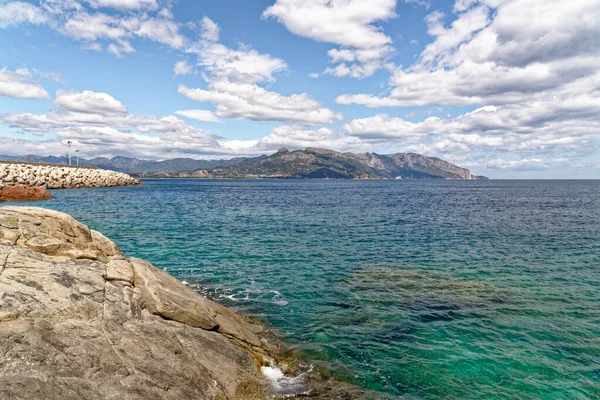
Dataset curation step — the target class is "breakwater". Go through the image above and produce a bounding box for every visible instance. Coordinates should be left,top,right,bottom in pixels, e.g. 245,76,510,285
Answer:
0,161,141,189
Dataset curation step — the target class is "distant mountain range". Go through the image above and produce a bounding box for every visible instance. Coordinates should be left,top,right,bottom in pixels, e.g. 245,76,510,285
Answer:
0,154,253,174
1,148,487,180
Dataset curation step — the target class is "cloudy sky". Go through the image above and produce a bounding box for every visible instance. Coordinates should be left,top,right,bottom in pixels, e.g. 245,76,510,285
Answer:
1,0,599,178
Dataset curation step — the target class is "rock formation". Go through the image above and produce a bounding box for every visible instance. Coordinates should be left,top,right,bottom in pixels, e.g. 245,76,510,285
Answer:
0,207,272,399
0,162,141,189
0,185,55,202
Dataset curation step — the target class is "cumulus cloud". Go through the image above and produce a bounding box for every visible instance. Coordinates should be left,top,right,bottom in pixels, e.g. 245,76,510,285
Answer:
191,41,288,84
334,0,600,171
136,18,186,49
178,82,340,125
188,18,288,84
0,85,368,159
0,87,353,159
0,1,46,28
200,15,219,42
257,125,366,152
54,90,128,115
174,109,219,122
344,96,600,160
107,40,135,57
337,0,600,107
0,68,50,99
485,158,570,171
83,0,158,10
263,0,397,78
182,17,339,125
173,60,192,76
61,11,129,42
0,89,241,158
0,1,187,57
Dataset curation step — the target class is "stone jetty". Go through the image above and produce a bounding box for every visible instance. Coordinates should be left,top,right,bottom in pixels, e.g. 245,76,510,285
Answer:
0,162,141,189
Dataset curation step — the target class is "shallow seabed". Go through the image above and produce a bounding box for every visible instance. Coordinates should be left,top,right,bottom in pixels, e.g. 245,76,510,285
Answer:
25,179,600,399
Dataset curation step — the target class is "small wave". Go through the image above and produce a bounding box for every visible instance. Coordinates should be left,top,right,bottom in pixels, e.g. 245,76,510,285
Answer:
261,365,311,397
206,286,289,307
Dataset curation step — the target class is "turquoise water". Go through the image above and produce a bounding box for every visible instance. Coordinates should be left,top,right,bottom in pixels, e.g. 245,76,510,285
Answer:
19,179,600,398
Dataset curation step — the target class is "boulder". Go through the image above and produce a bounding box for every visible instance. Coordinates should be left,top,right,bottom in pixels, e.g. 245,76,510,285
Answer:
0,185,55,202
0,206,269,400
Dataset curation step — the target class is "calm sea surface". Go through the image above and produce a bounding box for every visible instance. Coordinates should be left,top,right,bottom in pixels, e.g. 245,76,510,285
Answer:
21,179,600,399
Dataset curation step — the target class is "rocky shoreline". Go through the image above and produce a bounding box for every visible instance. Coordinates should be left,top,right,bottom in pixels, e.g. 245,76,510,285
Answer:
0,206,385,399
0,162,141,189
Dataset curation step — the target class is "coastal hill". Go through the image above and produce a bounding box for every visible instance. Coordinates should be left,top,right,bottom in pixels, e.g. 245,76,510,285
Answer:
2,148,487,180
142,148,487,180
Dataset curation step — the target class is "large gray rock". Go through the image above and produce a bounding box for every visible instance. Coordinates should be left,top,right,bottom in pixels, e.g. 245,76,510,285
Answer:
0,206,270,400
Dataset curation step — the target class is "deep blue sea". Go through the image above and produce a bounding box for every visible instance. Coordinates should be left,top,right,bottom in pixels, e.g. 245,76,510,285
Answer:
16,179,600,399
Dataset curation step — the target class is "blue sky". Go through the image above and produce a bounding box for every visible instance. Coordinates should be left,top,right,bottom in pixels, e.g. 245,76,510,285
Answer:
0,0,599,178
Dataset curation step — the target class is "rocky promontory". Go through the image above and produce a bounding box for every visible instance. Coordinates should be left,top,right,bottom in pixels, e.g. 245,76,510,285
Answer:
0,207,273,399
0,162,141,189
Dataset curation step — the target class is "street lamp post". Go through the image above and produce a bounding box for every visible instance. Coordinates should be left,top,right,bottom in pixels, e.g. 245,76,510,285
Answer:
66,141,73,166
76,149,80,166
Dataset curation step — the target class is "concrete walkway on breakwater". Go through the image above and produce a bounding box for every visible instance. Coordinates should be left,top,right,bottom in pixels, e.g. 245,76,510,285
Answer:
0,162,141,189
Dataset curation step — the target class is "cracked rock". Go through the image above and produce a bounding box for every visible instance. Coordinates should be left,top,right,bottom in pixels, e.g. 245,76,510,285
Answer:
0,206,268,400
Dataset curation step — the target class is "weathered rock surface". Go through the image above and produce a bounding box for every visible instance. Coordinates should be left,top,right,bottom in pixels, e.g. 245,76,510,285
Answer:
0,185,55,202
0,206,270,400
0,162,141,189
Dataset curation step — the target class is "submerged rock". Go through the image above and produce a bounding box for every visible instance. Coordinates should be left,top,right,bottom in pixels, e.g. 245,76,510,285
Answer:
0,206,269,399
0,185,55,202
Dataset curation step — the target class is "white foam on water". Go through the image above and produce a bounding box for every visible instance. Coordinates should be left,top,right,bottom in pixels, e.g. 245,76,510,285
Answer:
261,365,311,396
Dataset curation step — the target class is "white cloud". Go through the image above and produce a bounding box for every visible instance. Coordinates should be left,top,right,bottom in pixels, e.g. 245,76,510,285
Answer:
263,0,398,78
107,40,135,57
345,114,429,141
344,94,600,156
54,89,128,115
1,87,350,159
178,81,340,125
174,109,219,122
404,0,431,8
189,40,288,84
263,0,396,49
0,2,188,57
173,60,192,76
0,68,50,99
485,158,568,171
61,11,128,42
337,0,600,107
200,16,220,42
0,89,237,158
333,0,600,173
136,18,186,49
182,17,337,125
0,1,46,28
257,125,365,152
84,0,158,10
82,42,102,51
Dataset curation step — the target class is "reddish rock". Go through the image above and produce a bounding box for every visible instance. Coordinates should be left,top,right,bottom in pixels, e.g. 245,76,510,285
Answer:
0,185,55,202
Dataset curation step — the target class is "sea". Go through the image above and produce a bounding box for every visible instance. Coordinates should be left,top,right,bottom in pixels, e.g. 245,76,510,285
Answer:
15,179,600,399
